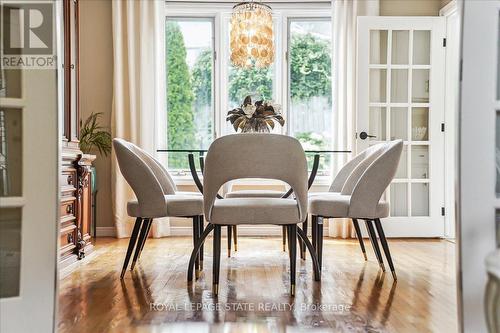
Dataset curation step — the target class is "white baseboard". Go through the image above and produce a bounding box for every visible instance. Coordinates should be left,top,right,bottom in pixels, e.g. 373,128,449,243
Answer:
96,226,116,237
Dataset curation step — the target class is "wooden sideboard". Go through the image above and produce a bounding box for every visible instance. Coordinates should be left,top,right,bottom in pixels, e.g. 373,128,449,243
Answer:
59,0,95,269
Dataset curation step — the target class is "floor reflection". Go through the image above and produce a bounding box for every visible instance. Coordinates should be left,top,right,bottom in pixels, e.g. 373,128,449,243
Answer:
58,237,457,333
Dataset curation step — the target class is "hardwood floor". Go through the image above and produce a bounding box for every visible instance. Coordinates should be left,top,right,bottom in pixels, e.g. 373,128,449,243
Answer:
58,236,457,332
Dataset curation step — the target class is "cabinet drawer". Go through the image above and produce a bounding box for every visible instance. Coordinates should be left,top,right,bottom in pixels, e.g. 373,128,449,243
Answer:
60,171,77,191
60,198,76,221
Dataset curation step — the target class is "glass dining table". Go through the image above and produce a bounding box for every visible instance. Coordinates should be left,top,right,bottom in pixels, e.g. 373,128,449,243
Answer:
156,149,352,196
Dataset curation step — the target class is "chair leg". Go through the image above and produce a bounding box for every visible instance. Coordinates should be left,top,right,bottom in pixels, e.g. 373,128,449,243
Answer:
365,219,385,272
227,225,232,257
301,217,308,260
317,217,324,270
198,216,204,270
120,217,143,279
352,218,367,261
311,215,318,252
287,225,297,296
374,218,396,280
233,225,238,251
137,218,153,261
297,228,321,281
192,216,200,278
130,218,150,271
213,225,221,296
282,226,287,252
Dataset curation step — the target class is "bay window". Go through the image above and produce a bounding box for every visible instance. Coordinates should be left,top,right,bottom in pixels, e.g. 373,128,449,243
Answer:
162,3,333,177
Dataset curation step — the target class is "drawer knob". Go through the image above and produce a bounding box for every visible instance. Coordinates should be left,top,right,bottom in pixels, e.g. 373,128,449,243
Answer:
66,205,73,214
67,175,73,185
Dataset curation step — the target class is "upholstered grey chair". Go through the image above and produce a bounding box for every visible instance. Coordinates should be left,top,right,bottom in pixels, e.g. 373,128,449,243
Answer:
113,139,204,279
225,143,386,259
309,140,403,280
188,134,320,296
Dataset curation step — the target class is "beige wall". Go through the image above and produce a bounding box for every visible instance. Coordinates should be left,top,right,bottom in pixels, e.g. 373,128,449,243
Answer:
79,0,114,228
78,0,448,230
380,0,444,16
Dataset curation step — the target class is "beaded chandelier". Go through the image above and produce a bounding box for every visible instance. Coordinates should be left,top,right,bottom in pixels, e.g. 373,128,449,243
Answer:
230,1,275,68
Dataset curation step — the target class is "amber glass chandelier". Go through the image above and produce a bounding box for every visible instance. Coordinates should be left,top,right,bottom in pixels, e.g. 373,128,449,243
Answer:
230,1,274,68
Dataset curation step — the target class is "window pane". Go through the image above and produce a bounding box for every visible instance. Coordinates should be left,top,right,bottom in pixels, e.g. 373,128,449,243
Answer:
390,183,408,216
392,30,409,65
370,30,388,64
0,208,22,298
413,31,430,65
288,19,332,174
0,109,22,197
226,19,277,136
166,19,214,170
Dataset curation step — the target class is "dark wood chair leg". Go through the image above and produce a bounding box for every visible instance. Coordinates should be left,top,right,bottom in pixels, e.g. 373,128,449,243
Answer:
301,217,308,260
297,228,321,281
130,218,150,271
213,225,221,296
311,215,318,252
282,226,287,252
198,216,204,270
298,228,305,260
374,218,396,280
137,218,153,261
192,216,200,278
120,217,143,279
227,225,232,257
287,225,297,296
317,216,324,269
352,218,367,261
233,225,238,251
365,219,385,272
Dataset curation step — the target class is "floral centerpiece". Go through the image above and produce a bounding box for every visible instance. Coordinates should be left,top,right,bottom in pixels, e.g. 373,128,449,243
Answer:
226,95,284,133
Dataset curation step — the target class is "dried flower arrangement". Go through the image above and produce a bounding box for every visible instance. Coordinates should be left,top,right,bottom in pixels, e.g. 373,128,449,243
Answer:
226,95,284,133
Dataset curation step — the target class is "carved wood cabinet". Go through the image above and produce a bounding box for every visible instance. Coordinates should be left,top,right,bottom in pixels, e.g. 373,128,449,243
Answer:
59,0,95,269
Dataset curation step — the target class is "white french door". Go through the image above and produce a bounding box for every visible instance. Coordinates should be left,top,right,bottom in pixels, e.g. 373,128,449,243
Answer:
0,1,60,332
357,17,446,237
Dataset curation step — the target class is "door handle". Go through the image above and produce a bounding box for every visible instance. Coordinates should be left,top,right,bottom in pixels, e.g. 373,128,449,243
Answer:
359,131,376,140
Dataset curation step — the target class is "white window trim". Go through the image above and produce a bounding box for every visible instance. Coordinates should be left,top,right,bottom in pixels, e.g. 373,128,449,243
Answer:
161,2,334,185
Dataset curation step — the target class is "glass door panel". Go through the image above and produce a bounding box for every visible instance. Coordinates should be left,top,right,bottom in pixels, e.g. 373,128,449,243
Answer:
391,30,409,64
358,19,444,232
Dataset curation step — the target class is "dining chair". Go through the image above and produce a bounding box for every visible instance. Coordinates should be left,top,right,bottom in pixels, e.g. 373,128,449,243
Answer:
224,143,385,260
191,133,320,296
308,140,403,280
113,139,204,279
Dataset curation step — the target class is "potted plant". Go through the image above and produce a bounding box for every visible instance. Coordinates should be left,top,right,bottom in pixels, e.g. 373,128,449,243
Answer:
79,112,111,238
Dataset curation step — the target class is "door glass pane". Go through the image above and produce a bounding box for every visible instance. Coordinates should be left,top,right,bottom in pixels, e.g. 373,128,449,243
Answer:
166,18,214,170
391,69,408,103
0,109,22,197
413,31,431,65
412,107,429,141
390,107,407,140
289,19,333,175
395,145,408,179
496,112,500,196
370,30,388,64
390,183,408,216
412,183,429,216
0,70,22,98
369,107,386,140
369,69,387,102
412,69,430,103
391,30,409,64
0,208,22,298
411,145,429,179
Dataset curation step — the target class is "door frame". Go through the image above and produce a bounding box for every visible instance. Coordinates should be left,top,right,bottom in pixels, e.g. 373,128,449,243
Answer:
356,16,446,237
440,0,459,240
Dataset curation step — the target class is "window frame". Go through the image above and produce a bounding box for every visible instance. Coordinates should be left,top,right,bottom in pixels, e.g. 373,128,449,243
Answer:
162,2,333,183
